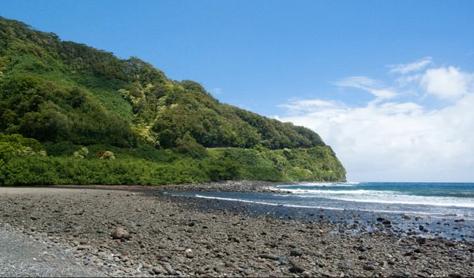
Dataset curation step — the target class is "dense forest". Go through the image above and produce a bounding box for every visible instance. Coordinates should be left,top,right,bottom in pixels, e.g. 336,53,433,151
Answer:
0,17,346,185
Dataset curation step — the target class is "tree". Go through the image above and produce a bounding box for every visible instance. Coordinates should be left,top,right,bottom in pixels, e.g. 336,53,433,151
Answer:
175,132,207,158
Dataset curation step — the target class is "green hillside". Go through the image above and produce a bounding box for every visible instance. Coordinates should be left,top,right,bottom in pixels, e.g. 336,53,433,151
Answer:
0,17,346,185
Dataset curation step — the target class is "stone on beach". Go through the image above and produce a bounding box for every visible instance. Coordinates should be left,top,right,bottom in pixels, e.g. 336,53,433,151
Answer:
111,227,130,240
0,185,472,277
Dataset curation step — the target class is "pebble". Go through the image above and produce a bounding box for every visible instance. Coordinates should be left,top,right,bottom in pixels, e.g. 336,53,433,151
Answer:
162,262,175,275
77,245,91,250
363,263,376,271
290,248,303,257
152,265,166,274
259,254,279,260
111,227,130,240
289,259,305,273
416,237,427,245
0,185,473,277
185,248,194,258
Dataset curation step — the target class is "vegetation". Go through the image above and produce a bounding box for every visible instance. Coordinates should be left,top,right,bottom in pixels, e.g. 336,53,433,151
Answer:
0,17,346,185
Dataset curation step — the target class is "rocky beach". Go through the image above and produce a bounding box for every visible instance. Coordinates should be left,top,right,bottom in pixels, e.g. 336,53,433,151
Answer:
0,183,473,277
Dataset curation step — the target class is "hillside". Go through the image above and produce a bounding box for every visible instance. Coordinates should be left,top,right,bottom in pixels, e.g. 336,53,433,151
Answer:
0,17,346,185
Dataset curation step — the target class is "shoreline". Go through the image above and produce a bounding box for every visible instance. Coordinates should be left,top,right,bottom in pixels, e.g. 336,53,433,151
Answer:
0,184,473,276
44,180,289,193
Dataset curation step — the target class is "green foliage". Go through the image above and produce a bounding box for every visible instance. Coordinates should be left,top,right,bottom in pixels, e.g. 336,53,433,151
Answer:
73,146,89,159
44,141,78,156
0,16,328,150
0,134,45,161
0,17,346,185
0,75,136,147
97,150,116,160
0,143,345,186
175,132,208,158
204,159,240,181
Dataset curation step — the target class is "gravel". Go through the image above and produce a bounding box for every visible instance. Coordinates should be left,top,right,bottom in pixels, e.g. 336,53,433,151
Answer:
0,224,104,277
0,185,473,277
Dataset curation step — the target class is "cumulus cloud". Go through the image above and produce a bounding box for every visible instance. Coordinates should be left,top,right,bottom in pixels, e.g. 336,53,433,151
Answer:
420,66,474,100
388,57,433,74
278,59,474,182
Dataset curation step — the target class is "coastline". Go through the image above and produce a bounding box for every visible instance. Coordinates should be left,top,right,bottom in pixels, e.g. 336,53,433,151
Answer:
46,180,289,193
0,183,472,276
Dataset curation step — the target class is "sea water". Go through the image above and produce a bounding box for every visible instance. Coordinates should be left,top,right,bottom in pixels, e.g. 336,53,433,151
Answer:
189,182,474,219
171,182,474,240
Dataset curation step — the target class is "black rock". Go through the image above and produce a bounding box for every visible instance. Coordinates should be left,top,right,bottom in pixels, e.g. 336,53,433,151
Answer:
445,241,456,247
416,237,427,245
290,249,303,257
228,236,240,243
278,256,289,265
259,254,279,260
357,246,368,252
289,259,305,273
363,263,376,271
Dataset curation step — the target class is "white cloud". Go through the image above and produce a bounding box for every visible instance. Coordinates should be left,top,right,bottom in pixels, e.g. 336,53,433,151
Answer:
336,76,396,101
389,57,432,74
368,88,397,101
279,99,341,113
278,59,474,182
420,66,474,100
335,76,379,88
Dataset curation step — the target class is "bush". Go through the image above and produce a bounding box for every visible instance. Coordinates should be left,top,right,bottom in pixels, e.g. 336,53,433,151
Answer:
73,146,89,159
0,138,345,186
44,141,78,156
97,150,115,160
175,132,207,159
0,134,45,161
204,158,241,181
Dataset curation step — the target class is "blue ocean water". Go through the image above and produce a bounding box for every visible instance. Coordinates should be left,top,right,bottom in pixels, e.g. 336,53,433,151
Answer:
169,182,474,240
188,182,474,219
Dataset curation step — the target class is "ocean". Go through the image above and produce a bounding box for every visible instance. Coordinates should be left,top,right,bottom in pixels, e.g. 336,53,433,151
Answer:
189,182,474,219
172,182,474,240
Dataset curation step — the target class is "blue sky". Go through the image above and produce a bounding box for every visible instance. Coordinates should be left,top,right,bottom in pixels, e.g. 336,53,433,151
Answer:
1,0,474,181
1,0,473,113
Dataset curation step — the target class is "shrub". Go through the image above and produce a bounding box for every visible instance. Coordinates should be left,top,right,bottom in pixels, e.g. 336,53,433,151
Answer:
73,146,89,159
97,150,115,160
0,134,45,161
175,132,207,159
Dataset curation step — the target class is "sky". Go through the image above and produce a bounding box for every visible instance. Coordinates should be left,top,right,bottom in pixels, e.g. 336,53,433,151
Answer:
1,0,474,182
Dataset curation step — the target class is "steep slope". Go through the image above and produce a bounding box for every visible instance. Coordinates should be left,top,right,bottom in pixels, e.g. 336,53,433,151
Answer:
0,17,346,185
